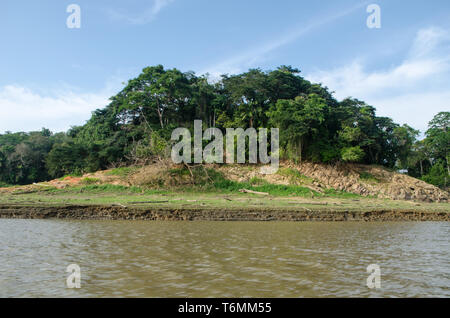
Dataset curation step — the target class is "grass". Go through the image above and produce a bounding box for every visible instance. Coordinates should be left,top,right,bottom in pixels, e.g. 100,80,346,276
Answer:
359,172,380,183
322,188,364,199
47,184,158,195
81,177,100,185
58,173,83,180
144,167,358,199
168,168,324,198
277,167,314,183
1,186,448,214
106,166,139,177
1,165,447,215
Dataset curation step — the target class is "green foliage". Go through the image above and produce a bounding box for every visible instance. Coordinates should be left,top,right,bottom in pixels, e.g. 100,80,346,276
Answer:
1,65,447,190
106,166,138,177
81,177,100,185
249,177,267,185
59,173,83,180
422,161,448,188
341,146,365,162
277,167,313,183
46,141,87,178
405,112,449,188
267,94,327,161
359,172,379,183
59,184,144,194
0,129,54,184
322,188,363,198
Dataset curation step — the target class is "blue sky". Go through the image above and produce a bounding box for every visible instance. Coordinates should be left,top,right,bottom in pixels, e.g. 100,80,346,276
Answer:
1,0,449,133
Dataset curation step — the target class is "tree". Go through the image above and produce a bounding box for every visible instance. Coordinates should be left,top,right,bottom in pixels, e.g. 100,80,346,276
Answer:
341,146,365,162
0,65,442,186
114,65,192,129
222,69,271,128
267,94,327,162
393,124,419,169
46,142,88,178
425,112,449,174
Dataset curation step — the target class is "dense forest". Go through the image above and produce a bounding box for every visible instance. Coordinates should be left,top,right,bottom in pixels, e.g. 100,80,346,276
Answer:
0,65,448,188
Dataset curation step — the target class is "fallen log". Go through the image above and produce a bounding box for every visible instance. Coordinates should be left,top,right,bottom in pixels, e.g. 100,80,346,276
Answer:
112,203,127,208
128,201,169,204
239,189,269,196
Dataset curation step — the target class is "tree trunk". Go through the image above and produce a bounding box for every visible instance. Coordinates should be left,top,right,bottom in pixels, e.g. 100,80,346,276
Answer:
298,139,303,162
446,156,449,175
156,100,164,129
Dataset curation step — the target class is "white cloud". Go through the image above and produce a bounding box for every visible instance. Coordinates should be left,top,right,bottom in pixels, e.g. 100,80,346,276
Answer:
201,2,367,80
0,85,113,133
107,0,174,25
306,26,450,133
369,91,450,134
307,57,448,99
409,27,450,59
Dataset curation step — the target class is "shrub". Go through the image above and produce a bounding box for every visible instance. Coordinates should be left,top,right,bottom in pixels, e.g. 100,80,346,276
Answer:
422,161,448,188
341,146,365,162
81,177,100,185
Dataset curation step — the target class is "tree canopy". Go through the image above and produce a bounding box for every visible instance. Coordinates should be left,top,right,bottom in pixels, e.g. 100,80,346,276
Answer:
0,65,448,188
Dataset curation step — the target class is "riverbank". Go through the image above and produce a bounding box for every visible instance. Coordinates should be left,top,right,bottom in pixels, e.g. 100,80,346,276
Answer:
1,163,448,222
1,204,449,221
1,187,449,221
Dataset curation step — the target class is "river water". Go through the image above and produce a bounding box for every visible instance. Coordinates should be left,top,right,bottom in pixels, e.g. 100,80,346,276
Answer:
0,220,448,298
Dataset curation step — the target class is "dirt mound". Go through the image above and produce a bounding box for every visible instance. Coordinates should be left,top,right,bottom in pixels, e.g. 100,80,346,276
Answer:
216,162,448,203
1,161,447,203
297,162,448,202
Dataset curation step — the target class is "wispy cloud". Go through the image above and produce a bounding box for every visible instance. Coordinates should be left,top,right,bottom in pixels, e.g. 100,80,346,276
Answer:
107,0,174,25
201,2,368,79
306,26,450,132
0,77,125,133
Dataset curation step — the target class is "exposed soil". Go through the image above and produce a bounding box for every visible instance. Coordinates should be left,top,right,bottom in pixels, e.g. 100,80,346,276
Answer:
0,204,448,222
216,162,449,203
1,161,448,203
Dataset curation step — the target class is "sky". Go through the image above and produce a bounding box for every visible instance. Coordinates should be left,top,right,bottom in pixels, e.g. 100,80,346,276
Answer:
1,0,449,134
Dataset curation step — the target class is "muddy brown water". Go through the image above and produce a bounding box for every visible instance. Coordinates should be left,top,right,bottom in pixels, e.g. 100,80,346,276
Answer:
0,220,448,297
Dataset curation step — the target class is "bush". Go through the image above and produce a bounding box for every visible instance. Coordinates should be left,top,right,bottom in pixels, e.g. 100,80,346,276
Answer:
106,166,138,177
341,146,365,162
81,177,100,185
422,161,448,188
359,172,379,183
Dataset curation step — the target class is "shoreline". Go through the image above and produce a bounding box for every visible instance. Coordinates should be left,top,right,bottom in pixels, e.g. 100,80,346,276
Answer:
1,204,449,222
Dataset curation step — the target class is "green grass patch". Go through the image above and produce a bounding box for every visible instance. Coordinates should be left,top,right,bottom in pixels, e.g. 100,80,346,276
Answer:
196,169,316,197
359,172,379,183
58,173,82,181
80,177,100,185
322,188,363,198
105,166,139,177
157,167,362,199
168,167,191,177
249,177,267,186
278,167,314,183
47,184,154,195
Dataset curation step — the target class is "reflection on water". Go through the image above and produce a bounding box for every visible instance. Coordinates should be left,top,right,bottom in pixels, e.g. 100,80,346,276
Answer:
0,220,448,297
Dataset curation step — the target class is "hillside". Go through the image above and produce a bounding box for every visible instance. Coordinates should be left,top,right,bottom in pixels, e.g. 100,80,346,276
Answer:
1,162,447,203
